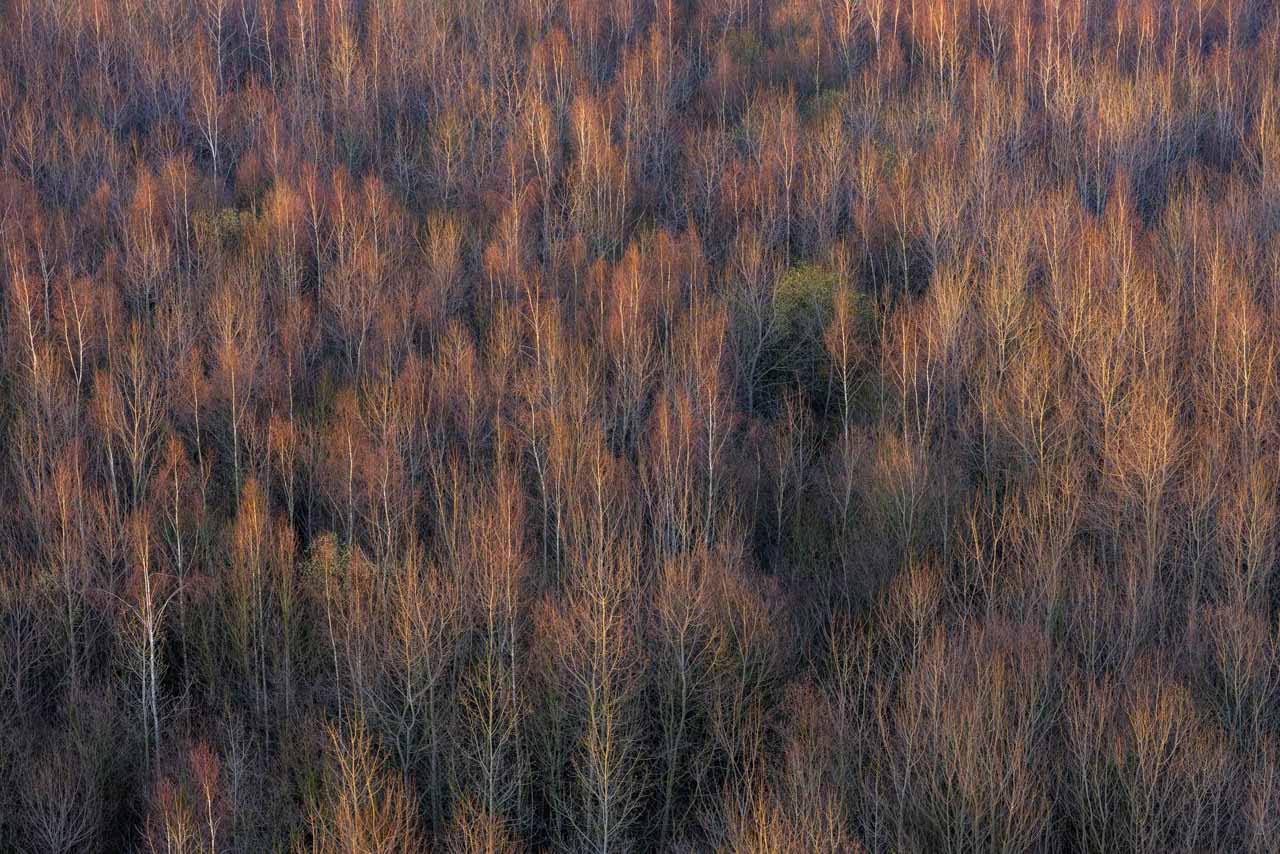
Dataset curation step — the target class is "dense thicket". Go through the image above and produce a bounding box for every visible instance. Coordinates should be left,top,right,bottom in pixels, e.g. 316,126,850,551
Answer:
3,0,1280,850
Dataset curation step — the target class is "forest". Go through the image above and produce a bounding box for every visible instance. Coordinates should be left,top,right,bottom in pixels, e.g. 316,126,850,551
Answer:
2,0,1280,850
